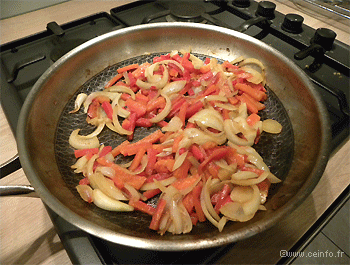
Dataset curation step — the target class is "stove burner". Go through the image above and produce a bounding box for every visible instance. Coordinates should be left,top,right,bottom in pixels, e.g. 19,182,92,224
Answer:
166,2,206,23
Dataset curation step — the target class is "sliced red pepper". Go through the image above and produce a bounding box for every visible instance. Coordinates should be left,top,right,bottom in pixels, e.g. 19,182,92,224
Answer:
125,98,147,118
104,73,123,88
142,188,162,200
79,177,90,185
149,198,167,231
129,200,156,216
190,144,205,163
185,101,204,118
74,148,99,158
99,146,113,158
87,100,99,119
198,146,230,174
101,101,113,120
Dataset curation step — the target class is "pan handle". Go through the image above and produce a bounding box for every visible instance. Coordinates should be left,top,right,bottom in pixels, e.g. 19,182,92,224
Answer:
0,185,39,197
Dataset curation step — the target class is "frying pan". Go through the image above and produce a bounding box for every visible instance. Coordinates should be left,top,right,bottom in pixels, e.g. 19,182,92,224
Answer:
15,23,330,251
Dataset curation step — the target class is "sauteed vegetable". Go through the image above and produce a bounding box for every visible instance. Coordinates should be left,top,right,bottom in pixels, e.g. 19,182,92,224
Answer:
69,50,282,235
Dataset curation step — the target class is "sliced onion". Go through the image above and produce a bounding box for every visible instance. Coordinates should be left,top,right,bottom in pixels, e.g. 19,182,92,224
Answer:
70,93,87,113
231,171,268,186
137,63,169,90
162,116,183,132
95,166,116,178
247,154,269,171
203,178,221,222
200,178,219,227
184,128,225,145
89,172,128,201
239,58,265,70
162,80,186,96
106,85,135,100
189,109,224,132
241,67,264,84
69,129,100,149
230,185,254,203
124,183,141,201
262,119,282,134
242,184,261,216
172,151,188,171
79,122,106,139
86,154,98,178
217,216,228,232
92,189,134,212
129,155,148,175
83,91,118,113
71,155,88,173
140,176,177,191
189,54,204,69
76,185,94,203
224,119,254,146
220,201,254,222
150,93,171,123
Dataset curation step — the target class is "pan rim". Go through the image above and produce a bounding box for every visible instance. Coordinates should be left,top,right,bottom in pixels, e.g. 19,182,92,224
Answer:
16,22,331,251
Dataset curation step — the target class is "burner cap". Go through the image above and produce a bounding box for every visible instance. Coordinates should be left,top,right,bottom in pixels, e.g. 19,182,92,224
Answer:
168,2,206,22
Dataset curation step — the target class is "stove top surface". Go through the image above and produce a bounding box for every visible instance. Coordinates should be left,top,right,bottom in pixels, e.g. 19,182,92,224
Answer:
1,1,349,264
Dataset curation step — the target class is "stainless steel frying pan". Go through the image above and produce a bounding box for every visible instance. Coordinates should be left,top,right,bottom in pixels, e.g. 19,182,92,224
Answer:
14,23,330,251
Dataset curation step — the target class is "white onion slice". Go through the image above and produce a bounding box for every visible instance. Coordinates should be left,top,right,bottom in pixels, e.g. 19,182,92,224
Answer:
230,186,254,203
189,109,224,132
162,80,186,96
71,155,88,173
162,116,183,132
231,171,268,186
106,85,136,100
172,151,188,171
70,93,87,113
92,189,134,212
140,176,177,191
262,119,282,134
69,129,100,149
89,172,127,201
76,185,94,203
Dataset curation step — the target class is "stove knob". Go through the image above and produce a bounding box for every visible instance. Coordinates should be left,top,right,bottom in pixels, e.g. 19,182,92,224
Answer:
312,28,337,51
232,0,250,8
281,13,304,33
256,1,276,19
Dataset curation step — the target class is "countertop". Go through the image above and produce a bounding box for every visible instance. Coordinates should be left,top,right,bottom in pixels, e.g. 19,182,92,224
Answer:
0,1,349,264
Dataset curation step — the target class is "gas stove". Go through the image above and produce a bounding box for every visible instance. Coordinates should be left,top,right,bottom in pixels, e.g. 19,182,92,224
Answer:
1,1,349,264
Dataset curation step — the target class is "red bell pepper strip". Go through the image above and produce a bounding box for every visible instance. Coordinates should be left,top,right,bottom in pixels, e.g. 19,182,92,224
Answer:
198,146,230,174
145,148,159,176
190,144,205,163
246,113,261,126
104,73,123,88
117,63,139,74
212,184,232,214
125,98,147,118
185,101,204,119
119,130,163,156
74,148,99,158
149,198,167,231
142,188,162,200
192,182,206,222
99,146,113,158
101,101,114,120
129,147,146,172
79,177,90,185
129,200,156,216
235,83,267,102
